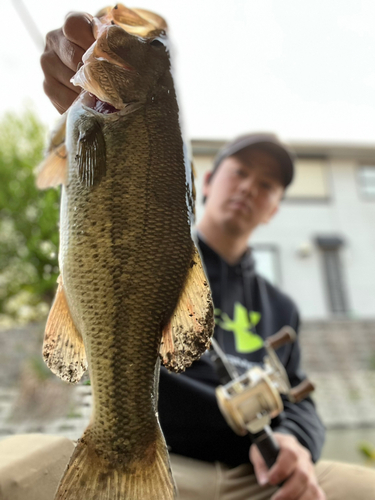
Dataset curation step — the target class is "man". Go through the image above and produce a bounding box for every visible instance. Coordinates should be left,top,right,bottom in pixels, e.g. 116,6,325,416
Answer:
41,12,375,500
159,134,327,500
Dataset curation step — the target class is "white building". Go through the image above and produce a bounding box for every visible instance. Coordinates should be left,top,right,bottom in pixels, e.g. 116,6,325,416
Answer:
192,139,375,321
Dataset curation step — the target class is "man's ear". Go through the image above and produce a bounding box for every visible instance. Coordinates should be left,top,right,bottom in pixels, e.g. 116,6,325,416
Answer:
202,171,212,199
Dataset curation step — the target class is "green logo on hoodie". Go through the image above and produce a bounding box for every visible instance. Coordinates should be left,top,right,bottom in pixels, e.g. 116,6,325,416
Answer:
215,302,263,353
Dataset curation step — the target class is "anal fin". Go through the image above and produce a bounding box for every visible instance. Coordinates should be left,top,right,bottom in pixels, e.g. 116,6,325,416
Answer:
43,275,87,383
160,245,214,373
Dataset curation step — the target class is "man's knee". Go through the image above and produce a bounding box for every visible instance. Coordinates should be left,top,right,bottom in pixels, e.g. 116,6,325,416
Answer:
315,460,375,500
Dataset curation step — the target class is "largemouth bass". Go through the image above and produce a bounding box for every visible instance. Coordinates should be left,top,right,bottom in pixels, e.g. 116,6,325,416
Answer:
36,5,214,499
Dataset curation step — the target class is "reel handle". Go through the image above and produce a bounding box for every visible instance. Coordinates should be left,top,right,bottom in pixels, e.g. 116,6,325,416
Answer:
290,379,315,402
266,326,296,351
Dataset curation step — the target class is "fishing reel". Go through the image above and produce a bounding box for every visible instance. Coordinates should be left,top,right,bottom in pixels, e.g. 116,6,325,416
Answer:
216,327,315,436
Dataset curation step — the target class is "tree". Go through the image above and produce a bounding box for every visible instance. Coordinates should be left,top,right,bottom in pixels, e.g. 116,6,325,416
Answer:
0,109,60,325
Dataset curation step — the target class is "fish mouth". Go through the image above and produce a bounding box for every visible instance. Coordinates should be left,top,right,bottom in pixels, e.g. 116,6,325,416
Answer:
80,91,141,120
72,61,128,111
86,93,120,115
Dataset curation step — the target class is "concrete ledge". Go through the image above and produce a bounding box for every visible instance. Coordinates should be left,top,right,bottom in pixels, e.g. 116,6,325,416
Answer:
0,434,74,500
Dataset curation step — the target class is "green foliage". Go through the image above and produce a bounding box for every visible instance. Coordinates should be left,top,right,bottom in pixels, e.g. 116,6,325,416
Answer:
358,441,375,461
0,109,60,325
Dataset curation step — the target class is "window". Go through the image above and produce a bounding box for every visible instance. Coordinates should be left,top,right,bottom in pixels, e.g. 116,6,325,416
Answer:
358,165,375,199
285,158,330,200
316,236,348,315
252,245,280,286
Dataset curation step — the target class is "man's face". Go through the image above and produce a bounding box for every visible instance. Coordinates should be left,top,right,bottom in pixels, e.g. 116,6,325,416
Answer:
203,148,285,236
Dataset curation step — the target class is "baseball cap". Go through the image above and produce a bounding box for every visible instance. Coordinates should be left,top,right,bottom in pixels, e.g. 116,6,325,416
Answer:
211,132,295,188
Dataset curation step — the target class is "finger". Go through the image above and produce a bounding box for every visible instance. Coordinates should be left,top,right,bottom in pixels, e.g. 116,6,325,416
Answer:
268,445,299,485
45,28,87,73
41,48,79,93
249,444,269,486
277,483,325,500
63,12,95,50
41,11,94,114
43,76,79,114
270,468,309,500
41,47,80,113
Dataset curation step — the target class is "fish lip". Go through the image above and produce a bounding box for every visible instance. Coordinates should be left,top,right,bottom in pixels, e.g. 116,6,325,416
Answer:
80,92,121,117
81,104,106,117
81,25,137,73
79,92,141,119
81,103,123,119
71,61,139,111
83,54,136,73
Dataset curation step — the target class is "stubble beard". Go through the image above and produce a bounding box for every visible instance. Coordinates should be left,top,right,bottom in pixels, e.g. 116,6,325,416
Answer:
221,216,253,238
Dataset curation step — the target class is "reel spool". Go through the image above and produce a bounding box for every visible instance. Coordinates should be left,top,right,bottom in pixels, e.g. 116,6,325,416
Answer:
216,327,315,435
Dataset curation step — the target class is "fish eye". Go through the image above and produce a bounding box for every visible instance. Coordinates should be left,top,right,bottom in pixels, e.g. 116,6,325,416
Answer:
150,39,164,48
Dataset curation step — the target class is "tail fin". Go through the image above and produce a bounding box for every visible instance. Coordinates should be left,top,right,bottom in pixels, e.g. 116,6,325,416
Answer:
54,430,175,500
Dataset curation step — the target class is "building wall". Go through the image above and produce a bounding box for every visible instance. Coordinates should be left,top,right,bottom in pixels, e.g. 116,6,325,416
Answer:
192,144,375,320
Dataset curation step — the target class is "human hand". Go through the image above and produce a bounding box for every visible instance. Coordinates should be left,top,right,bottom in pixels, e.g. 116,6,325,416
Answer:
40,12,95,114
249,433,326,500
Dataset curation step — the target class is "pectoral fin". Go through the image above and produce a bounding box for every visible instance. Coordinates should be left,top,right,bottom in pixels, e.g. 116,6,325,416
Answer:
43,275,87,383
160,246,214,373
36,113,68,189
76,117,106,187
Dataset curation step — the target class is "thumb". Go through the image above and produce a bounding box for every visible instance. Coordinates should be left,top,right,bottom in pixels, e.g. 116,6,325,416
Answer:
249,444,269,486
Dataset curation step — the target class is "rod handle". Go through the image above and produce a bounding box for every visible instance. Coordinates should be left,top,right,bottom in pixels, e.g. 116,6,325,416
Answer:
252,426,280,469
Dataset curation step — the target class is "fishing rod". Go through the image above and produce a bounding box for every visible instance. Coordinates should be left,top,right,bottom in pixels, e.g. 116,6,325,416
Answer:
210,327,315,470
10,0,44,52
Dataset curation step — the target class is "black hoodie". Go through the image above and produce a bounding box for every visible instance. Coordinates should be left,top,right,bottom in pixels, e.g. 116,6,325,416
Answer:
158,236,325,467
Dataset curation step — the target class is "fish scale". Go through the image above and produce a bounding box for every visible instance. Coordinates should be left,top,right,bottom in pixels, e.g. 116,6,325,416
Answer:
37,6,214,499
63,99,192,460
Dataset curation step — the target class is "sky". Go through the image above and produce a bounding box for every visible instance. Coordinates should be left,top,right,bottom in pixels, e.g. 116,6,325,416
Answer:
1,0,375,145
